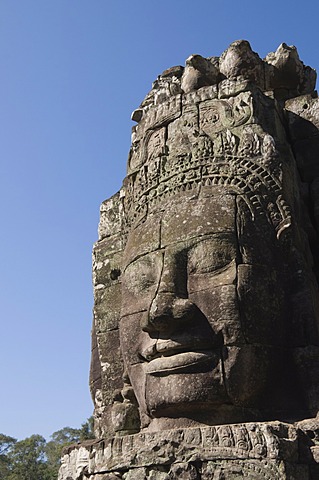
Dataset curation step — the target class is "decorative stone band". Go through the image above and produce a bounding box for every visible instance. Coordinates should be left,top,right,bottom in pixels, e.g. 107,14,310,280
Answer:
59,422,299,479
123,151,292,239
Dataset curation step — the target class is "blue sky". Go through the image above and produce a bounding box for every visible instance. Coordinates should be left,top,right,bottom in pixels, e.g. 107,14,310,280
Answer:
1,0,319,441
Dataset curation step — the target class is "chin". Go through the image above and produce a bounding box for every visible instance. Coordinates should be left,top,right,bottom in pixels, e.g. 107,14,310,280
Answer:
145,368,229,418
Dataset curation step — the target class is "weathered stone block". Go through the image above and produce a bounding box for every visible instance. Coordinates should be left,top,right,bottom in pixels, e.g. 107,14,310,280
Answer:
285,94,319,140
123,214,161,265
93,246,123,288
237,264,286,345
94,284,121,332
161,194,236,246
99,192,124,240
291,136,319,182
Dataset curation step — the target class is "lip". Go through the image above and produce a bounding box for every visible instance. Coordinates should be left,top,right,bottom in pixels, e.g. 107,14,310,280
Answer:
144,350,215,374
140,334,220,375
141,337,216,361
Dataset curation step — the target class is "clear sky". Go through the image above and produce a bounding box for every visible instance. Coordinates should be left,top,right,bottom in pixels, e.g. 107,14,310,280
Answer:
1,0,319,441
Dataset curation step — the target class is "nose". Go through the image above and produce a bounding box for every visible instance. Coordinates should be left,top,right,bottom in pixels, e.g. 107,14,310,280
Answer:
143,293,197,333
141,249,197,333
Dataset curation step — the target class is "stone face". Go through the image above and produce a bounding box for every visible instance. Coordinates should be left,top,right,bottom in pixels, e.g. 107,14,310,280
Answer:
60,41,319,479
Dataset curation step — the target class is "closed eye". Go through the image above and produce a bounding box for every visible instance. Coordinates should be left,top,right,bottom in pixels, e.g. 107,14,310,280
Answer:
188,236,238,275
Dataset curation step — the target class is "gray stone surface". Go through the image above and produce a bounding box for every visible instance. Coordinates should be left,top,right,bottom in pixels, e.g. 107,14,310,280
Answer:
61,41,319,479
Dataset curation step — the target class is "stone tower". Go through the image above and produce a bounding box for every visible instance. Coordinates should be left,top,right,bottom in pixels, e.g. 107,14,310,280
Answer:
59,41,319,479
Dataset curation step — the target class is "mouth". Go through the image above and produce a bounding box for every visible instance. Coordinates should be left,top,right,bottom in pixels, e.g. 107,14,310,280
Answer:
144,350,217,374
140,336,220,375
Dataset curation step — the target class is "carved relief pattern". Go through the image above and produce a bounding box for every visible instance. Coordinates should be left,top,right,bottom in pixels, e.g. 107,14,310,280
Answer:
90,424,280,471
59,423,291,479
199,93,253,136
123,92,291,238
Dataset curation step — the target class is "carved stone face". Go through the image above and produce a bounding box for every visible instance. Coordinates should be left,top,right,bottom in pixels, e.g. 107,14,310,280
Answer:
119,192,293,426
91,42,319,440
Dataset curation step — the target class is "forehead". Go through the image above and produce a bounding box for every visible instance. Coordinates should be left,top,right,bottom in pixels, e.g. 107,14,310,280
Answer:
124,193,236,265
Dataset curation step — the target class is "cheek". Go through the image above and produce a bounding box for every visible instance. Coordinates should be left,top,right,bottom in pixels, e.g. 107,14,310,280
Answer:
121,254,163,317
237,265,286,345
119,313,152,416
121,281,157,317
119,313,148,367
189,285,244,345
222,346,274,406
